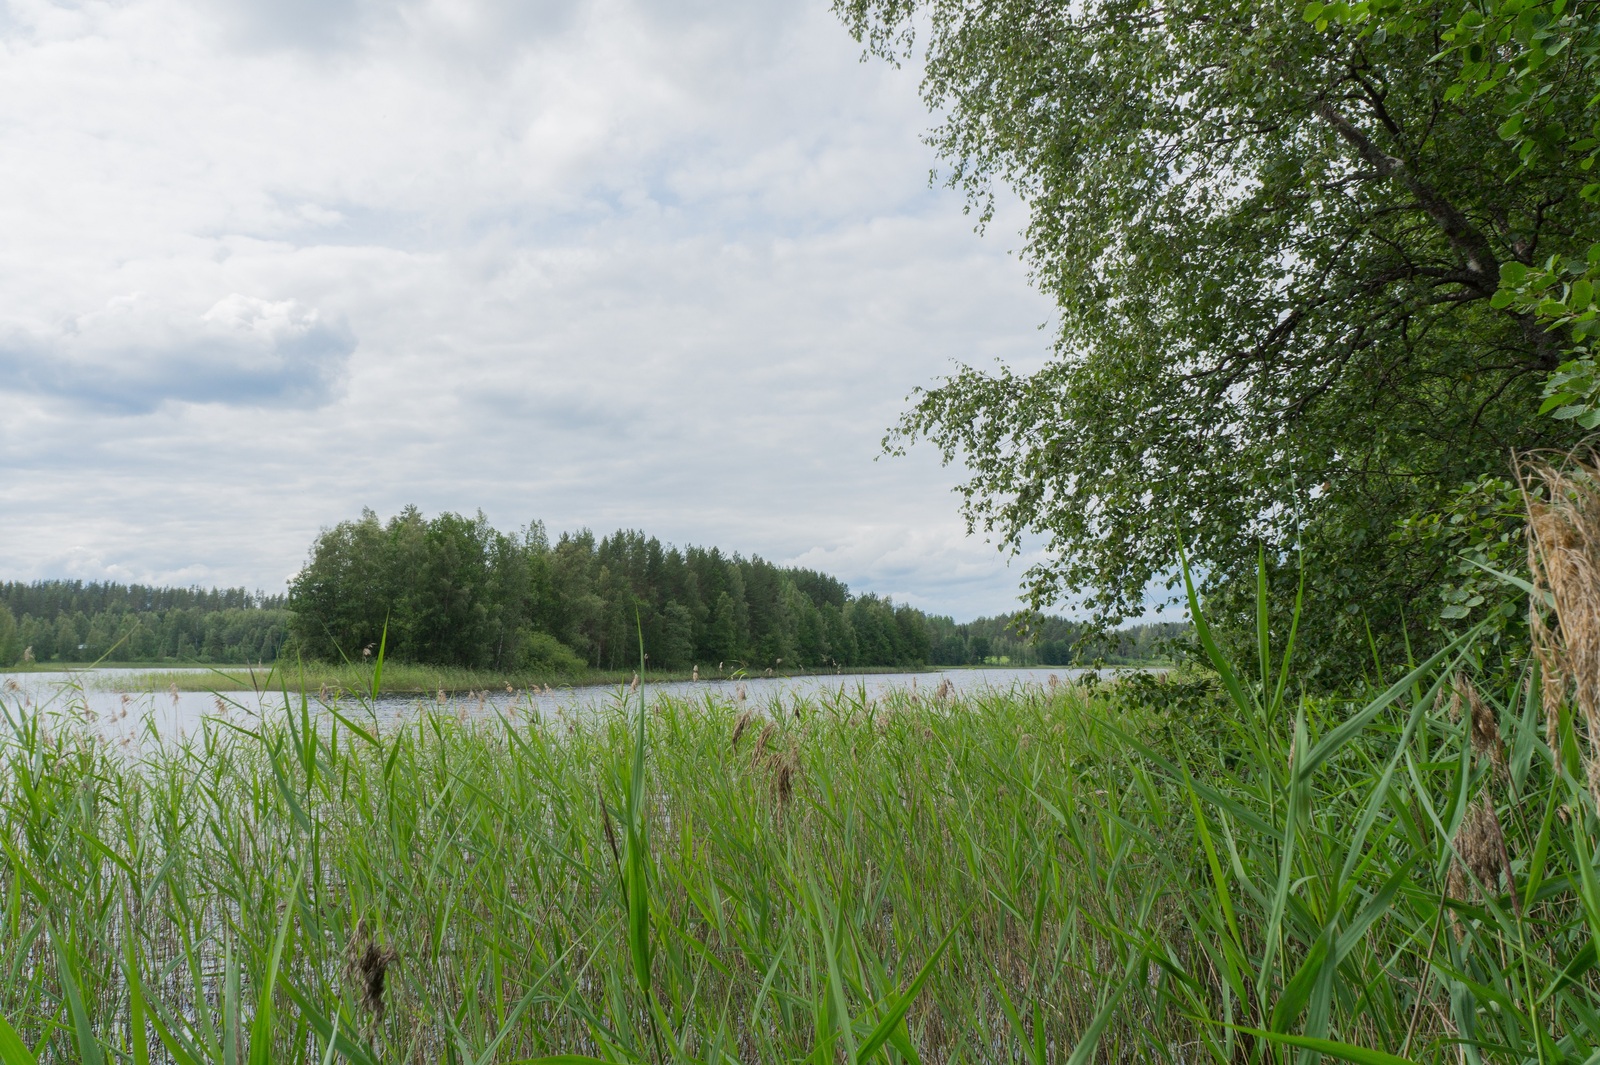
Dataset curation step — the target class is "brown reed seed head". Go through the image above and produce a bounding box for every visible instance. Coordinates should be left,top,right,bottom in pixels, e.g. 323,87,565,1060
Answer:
753,721,776,760
1449,795,1508,901
1453,675,1506,774
771,747,798,804
730,709,754,750
1522,457,1600,744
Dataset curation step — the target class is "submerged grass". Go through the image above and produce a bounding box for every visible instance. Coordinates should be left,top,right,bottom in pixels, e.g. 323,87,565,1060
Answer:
4,529,1600,1059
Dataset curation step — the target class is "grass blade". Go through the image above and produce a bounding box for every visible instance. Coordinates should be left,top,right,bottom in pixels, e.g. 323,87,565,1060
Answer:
855,909,967,1062
49,925,105,1065
1222,1025,1418,1065
0,1015,37,1065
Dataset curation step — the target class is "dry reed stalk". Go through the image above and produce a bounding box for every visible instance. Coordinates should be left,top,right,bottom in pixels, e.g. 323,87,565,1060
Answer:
1522,455,1600,758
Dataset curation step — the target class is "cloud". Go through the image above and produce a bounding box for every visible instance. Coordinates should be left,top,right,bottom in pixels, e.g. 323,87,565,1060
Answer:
0,0,1064,620
0,294,356,412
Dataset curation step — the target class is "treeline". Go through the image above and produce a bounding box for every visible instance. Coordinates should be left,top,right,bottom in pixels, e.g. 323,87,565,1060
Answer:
926,615,1187,667
0,581,289,665
287,508,937,672
0,510,1187,671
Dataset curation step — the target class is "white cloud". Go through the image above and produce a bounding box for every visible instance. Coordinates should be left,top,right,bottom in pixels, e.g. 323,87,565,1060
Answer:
0,0,1061,619
0,292,354,410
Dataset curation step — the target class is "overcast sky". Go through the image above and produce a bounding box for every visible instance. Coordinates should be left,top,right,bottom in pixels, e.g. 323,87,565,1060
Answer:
0,0,1062,620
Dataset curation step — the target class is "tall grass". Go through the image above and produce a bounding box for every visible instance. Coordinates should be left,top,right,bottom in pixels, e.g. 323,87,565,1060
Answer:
0,673,1179,1063
4,487,1600,1060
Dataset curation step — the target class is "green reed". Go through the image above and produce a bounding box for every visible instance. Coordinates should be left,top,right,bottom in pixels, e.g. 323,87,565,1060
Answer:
0,673,1154,1063
0,555,1597,1062
98,662,934,696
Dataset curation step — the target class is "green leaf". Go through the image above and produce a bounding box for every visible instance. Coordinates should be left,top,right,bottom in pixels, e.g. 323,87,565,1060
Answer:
124,929,150,1065
1177,539,1258,720
0,1015,38,1065
1063,953,1142,1065
855,910,969,1062
248,866,303,1065
50,927,106,1065
1297,627,1474,781
1222,1025,1419,1065
369,616,388,701
1269,933,1330,1033
279,982,382,1065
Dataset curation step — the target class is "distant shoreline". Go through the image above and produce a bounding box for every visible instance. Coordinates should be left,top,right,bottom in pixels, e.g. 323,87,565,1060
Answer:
1,659,1171,694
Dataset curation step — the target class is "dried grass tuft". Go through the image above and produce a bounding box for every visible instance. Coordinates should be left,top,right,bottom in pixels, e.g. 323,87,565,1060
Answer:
345,919,398,1019
1523,455,1600,760
1519,453,1600,834
771,746,799,804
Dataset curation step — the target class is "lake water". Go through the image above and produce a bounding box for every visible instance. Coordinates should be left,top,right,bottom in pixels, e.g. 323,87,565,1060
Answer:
0,665,1121,742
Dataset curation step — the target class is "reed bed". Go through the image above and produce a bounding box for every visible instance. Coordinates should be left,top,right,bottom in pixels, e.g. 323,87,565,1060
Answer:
2,534,1600,1061
1,678,1181,1063
97,662,936,696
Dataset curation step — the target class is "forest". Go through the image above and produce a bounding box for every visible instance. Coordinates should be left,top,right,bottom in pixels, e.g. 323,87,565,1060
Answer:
0,509,1178,671
0,582,288,666
283,507,1178,672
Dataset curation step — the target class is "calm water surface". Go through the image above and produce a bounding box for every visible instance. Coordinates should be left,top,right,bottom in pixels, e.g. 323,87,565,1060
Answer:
0,666,1125,743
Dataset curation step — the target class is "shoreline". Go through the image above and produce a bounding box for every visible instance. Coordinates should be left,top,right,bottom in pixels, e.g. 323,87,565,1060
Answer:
0,660,1170,695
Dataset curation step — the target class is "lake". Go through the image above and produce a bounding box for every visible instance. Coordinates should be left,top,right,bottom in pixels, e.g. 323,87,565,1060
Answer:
0,665,1126,741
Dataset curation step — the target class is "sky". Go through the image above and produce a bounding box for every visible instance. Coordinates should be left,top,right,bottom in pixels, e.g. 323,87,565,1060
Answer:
0,0,1063,620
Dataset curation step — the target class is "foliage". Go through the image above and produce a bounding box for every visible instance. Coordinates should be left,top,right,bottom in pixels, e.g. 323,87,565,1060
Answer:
923,614,1187,666
1392,474,1532,658
836,0,1598,680
0,581,289,665
1,522,1179,676
287,507,942,673
1321,0,1600,425
0,604,16,668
